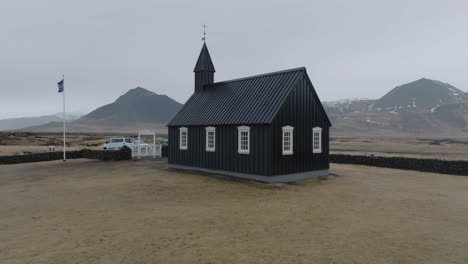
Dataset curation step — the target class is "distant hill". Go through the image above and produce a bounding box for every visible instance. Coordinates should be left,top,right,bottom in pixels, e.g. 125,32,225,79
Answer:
23,87,182,133
324,79,468,138
373,78,463,110
79,87,182,125
0,113,83,131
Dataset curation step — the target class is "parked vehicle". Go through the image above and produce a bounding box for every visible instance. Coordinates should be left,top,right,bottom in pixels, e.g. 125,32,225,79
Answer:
103,138,135,150
134,140,149,147
159,140,169,147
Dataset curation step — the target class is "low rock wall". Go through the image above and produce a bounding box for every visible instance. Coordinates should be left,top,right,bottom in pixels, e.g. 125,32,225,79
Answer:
0,147,132,165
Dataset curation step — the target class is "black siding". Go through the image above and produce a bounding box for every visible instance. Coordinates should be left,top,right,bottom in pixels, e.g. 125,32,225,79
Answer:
169,125,273,176
195,71,214,92
271,74,330,175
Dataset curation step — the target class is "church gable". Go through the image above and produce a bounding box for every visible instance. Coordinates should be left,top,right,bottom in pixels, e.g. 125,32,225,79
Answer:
271,73,328,126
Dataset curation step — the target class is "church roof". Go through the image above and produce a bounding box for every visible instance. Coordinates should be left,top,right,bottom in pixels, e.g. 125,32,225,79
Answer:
193,42,216,72
168,67,306,126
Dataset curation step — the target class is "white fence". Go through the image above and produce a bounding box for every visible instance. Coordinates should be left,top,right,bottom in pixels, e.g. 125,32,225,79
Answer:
131,144,162,159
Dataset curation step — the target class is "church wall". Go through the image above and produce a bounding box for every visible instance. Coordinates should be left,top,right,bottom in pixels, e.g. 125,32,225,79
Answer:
270,73,331,175
168,125,273,176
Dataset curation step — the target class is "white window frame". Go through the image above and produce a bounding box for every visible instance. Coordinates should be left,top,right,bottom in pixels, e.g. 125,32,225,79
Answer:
237,126,250,154
313,127,322,153
205,126,216,152
282,125,294,155
179,127,188,150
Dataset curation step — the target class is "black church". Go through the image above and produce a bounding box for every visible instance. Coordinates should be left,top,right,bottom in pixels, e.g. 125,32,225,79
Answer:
167,42,331,183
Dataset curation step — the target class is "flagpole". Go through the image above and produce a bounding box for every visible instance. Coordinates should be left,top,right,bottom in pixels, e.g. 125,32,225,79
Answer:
63,74,66,161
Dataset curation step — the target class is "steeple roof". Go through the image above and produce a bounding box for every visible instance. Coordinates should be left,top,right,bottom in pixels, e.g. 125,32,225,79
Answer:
193,42,216,72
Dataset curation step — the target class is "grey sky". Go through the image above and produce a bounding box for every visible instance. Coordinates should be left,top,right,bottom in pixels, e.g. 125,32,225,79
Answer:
1,0,467,118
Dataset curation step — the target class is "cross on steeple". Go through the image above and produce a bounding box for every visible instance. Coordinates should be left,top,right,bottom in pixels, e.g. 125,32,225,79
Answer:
202,24,207,42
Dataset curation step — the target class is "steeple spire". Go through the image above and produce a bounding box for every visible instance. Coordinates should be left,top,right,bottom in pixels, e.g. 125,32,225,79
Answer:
194,42,215,92
194,42,216,73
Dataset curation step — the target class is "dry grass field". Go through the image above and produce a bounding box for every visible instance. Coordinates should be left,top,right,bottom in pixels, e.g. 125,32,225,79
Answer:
0,133,166,156
331,137,468,161
2,133,467,160
1,159,467,264
332,137,468,152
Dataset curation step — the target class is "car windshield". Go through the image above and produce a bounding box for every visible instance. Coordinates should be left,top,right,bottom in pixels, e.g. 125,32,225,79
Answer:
125,138,133,143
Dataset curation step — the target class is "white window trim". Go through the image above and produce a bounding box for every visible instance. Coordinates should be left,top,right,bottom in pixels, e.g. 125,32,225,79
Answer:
179,127,188,150
313,127,322,154
237,126,250,154
282,125,294,155
205,126,216,152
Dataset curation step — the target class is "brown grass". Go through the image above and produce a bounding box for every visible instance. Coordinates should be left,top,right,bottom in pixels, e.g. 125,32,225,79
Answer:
331,137,468,161
0,133,167,156
0,160,467,263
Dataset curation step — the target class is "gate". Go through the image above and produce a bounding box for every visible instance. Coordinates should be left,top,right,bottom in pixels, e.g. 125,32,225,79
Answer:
131,129,162,159
131,144,161,159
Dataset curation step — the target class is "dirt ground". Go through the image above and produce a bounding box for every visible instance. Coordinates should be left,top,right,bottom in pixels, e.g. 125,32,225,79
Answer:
0,160,467,264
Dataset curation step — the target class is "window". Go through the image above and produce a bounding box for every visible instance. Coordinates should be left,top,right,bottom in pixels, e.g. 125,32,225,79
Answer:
112,139,123,143
205,127,216,152
237,126,250,154
313,127,322,153
179,127,188,150
282,126,294,155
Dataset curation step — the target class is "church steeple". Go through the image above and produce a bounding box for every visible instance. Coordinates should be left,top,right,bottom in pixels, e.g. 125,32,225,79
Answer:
194,42,215,92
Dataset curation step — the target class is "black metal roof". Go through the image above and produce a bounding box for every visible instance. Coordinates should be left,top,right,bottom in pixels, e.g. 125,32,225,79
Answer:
168,67,308,126
193,42,216,72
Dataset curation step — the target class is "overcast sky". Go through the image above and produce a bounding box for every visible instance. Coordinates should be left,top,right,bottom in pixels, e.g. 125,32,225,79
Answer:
1,0,467,119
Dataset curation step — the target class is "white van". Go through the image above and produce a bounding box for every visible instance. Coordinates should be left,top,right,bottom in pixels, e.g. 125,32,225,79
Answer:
103,138,135,150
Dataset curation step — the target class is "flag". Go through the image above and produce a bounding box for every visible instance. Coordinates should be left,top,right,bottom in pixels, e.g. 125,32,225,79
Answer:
57,79,64,93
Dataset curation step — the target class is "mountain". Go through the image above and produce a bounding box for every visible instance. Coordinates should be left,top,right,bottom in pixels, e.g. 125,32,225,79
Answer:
79,87,182,125
0,112,83,131
373,78,463,110
17,81,468,137
324,79,468,138
23,87,182,133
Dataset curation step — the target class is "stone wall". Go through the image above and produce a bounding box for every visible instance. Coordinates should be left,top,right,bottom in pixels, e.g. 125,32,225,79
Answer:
0,147,131,165
330,154,468,176
4,149,466,177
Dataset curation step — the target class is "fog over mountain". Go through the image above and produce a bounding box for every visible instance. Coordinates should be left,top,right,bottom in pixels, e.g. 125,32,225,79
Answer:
0,113,83,131
23,87,182,133
1,0,468,119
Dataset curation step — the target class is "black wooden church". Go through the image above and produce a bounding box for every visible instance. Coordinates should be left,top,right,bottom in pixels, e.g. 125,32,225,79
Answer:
167,42,331,182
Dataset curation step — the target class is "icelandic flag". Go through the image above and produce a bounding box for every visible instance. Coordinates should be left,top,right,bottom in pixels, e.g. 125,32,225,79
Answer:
57,79,64,93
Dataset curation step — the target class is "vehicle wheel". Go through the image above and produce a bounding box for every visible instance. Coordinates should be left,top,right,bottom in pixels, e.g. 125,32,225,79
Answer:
104,147,107,150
